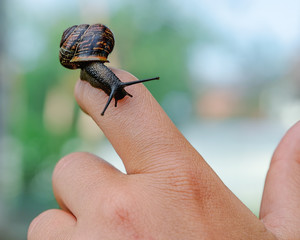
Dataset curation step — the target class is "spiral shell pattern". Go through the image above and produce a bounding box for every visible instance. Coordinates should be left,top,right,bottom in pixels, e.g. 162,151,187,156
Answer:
59,24,115,69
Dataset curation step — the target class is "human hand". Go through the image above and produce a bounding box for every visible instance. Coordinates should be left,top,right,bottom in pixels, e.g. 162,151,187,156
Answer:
28,69,300,239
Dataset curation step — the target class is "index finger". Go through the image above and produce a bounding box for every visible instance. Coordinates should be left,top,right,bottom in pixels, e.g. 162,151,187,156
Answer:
75,68,203,174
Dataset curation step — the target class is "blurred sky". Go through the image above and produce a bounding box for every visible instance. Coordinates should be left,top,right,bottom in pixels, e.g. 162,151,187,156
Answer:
185,0,300,51
186,0,300,85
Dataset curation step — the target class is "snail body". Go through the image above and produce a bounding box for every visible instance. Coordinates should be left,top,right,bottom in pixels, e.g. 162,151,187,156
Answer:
59,23,159,115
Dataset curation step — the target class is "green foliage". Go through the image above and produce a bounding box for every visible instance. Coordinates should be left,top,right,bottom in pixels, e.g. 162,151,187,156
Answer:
7,22,79,195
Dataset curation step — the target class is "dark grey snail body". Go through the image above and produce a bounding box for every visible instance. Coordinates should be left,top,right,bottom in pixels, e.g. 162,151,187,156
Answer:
80,62,158,115
59,23,159,115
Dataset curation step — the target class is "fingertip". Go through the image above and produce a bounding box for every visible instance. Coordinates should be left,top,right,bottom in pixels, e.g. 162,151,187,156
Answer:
110,67,139,82
74,68,144,118
271,120,300,165
260,120,300,238
73,67,193,174
28,209,76,240
285,120,300,143
52,151,123,215
74,79,104,115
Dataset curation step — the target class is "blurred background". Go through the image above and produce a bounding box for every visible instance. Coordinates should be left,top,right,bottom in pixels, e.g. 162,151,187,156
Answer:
0,0,299,238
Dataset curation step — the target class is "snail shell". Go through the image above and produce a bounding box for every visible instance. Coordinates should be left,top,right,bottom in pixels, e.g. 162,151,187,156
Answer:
59,24,114,69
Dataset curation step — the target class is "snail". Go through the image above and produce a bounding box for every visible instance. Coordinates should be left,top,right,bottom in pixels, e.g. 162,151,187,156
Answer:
59,23,159,115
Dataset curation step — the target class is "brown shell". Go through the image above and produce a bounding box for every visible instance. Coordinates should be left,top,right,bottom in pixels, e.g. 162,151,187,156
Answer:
59,24,115,69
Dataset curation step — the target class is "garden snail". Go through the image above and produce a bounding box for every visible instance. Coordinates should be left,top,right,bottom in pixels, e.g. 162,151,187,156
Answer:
59,23,159,115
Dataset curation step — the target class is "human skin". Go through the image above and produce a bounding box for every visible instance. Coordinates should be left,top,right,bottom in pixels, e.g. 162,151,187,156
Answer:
28,69,300,239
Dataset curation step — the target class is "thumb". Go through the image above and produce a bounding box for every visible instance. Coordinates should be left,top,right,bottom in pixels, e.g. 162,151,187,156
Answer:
260,121,300,239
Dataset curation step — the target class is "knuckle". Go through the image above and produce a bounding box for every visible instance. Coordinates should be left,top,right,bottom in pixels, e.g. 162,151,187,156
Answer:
102,196,142,239
158,165,217,203
104,188,138,227
169,171,202,198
